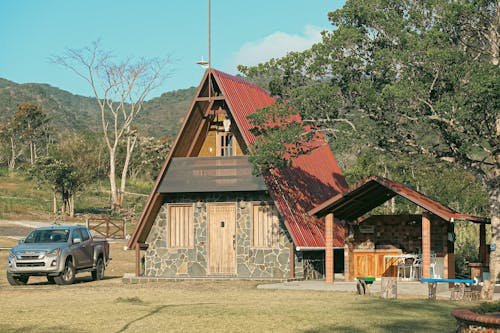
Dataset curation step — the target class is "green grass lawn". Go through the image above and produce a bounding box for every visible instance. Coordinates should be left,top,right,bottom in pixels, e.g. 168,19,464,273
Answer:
0,243,462,333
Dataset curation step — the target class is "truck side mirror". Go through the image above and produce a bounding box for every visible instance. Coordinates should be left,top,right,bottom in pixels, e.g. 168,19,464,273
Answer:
18,238,25,244
73,238,82,244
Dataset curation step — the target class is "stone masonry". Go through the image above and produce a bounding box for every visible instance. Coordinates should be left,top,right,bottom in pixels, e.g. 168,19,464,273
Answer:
144,192,304,279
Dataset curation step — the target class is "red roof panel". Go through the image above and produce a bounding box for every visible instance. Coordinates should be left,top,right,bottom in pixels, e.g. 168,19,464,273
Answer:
214,69,349,247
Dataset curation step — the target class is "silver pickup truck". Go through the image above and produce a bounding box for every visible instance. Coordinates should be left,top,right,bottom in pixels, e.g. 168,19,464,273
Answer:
6,225,110,285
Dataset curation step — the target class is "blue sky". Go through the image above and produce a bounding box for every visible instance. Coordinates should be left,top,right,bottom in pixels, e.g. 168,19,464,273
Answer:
0,1,345,99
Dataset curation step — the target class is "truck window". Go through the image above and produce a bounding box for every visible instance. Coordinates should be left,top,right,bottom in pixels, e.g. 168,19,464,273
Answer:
80,228,90,241
24,229,70,243
71,229,83,242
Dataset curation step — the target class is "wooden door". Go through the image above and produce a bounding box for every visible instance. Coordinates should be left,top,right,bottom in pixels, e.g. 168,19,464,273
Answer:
208,204,236,274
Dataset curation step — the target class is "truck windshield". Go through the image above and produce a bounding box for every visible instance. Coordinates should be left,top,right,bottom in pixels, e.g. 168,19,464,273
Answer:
24,229,70,243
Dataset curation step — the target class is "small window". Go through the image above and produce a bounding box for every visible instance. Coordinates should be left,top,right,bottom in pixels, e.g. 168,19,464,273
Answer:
252,203,279,248
217,133,234,157
168,204,194,248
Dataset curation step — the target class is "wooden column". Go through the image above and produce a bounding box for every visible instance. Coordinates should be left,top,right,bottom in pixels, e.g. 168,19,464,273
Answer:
135,243,141,277
422,213,431,278
325,213,334,284
289,242,295,279
480,223,487,264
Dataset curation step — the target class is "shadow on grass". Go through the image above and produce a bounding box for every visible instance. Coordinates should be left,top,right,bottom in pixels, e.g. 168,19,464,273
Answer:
0,324,87,333
300,296,458,333
115,303,216,333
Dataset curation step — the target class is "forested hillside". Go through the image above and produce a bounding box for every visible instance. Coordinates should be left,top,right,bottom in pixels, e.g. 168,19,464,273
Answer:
0,78,195,138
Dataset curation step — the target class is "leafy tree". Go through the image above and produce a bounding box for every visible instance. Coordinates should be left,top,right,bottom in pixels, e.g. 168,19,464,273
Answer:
0,102,50,172
14,102,50,165
29,157,80,217
127,136,172,180
240,0,499,294
52,40,170,211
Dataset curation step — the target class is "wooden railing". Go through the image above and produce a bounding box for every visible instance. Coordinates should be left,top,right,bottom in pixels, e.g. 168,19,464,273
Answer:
86,217,125,239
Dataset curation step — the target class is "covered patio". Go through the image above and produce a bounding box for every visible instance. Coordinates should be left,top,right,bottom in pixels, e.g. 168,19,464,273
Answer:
308,176,489,283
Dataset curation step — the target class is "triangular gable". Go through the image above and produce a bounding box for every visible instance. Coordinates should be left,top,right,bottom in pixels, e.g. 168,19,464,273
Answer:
128,69,349,249
308,175,488,223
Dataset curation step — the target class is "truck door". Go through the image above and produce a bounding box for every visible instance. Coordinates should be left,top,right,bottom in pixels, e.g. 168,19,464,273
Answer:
71,229,93,268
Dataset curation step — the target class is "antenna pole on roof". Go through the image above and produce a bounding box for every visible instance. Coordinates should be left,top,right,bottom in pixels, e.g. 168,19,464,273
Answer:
208,0,212,101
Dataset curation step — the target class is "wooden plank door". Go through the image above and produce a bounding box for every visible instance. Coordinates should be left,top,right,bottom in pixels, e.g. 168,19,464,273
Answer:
208,204,236,274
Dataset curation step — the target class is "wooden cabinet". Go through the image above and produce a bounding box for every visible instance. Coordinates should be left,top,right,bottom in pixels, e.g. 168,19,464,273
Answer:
353,249,401,278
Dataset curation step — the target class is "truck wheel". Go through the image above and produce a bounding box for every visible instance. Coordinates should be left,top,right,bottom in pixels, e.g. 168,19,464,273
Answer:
54,261,75,285
91,257,105,281
6,272,29,286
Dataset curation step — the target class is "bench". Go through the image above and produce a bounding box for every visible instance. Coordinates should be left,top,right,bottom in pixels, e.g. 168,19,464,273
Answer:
420,278,477,300
356,277,375,295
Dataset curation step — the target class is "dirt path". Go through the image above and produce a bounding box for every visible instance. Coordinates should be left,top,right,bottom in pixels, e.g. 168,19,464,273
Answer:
0,220,53,238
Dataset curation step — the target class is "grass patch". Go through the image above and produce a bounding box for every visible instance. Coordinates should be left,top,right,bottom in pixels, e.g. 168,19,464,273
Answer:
115,296,145,305
0,243,462,333
475,300,500,314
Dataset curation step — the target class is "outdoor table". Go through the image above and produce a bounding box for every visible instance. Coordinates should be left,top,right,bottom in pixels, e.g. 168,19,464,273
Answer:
421,278,475,300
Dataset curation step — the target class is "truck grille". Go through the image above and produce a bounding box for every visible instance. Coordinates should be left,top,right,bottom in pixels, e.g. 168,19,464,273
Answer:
17,262,45,267
21,255,40,260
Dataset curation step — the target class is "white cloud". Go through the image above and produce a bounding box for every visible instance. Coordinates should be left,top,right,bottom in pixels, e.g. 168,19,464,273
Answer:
227,25,324,71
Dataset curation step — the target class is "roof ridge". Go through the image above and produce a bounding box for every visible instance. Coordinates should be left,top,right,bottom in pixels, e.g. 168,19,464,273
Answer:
212,68,272,96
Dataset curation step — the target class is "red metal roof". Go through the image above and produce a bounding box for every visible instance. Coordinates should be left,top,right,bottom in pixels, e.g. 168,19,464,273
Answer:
213,69,349,247
308,175,488,224
129,69,349,249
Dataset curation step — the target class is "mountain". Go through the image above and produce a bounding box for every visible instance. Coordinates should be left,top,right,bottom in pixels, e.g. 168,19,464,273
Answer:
0,78,196,138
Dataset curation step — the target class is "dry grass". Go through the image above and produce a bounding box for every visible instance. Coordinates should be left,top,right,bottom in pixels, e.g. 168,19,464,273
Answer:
0,243,460,333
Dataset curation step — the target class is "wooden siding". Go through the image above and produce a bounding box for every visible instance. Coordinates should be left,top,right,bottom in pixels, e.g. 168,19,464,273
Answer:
168,204,194,248
252,203,279,248
208,204,236,274
353,249,402,278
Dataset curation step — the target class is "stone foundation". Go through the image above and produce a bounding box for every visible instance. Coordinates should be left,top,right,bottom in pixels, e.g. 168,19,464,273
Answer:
144,192,304,280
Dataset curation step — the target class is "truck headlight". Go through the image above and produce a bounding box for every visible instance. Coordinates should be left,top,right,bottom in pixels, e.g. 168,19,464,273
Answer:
46,248,60,258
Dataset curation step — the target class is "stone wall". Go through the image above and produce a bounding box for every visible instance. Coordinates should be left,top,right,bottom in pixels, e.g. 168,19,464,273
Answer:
144,192,304,280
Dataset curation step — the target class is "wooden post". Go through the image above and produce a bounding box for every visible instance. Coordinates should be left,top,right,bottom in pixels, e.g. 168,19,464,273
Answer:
422,213,431,278
325,213,334,284
135,243,141,277
289,242,295,280
480,223,487,264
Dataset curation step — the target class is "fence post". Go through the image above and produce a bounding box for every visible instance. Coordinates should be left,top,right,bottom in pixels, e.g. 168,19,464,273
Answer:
106,219,110,239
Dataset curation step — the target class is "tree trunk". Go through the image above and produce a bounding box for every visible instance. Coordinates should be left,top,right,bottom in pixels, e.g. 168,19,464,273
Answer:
8,137,16,173
30,141,34,165
109,148,120,211
69,194,75,218
118,135,137,208
487,186,499,300
53,191,57,214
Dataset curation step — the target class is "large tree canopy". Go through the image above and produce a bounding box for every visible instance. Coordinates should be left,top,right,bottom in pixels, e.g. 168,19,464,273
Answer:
239,0,499,294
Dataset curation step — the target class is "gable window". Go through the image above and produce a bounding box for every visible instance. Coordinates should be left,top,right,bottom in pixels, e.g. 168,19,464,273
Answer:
252,203,279,248
168,204,194,248
217,132,234,157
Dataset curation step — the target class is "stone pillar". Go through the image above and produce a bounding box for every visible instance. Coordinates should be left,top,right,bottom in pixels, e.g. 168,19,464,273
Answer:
480,223,487,264
422,213,431,278
325,213,334,284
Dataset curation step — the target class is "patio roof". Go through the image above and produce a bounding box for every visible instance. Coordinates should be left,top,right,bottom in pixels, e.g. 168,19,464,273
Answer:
308,175,488,223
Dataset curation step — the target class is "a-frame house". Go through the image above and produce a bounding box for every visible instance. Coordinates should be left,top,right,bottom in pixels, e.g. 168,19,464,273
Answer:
127,69,349,280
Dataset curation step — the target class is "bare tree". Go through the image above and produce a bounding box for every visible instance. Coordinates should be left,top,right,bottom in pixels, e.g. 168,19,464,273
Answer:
52,40,170,210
